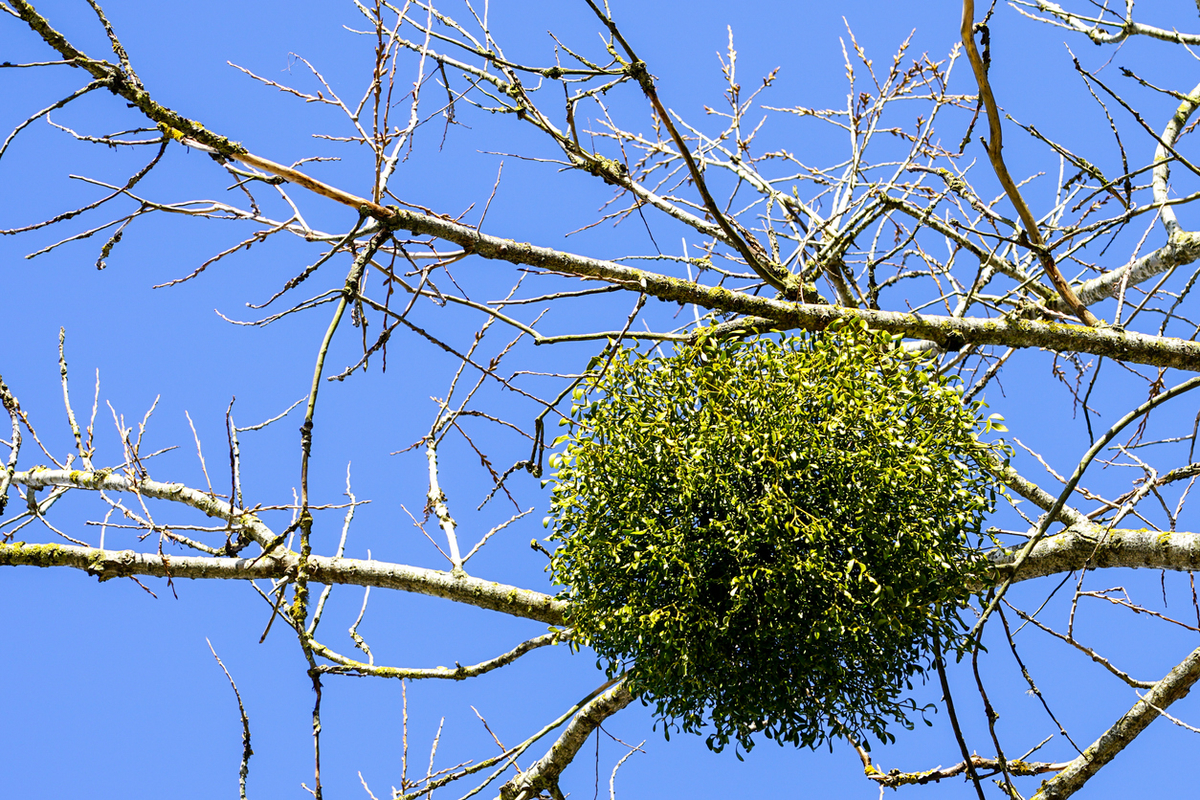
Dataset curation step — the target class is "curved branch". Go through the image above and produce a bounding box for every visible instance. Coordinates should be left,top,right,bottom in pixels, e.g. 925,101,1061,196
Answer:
1055,229,1200,310
1012,1,1200,46
13,467,277,546
961,0,1098,325
1043,79,1200,313
1151,80,1200,238
311,630,564,680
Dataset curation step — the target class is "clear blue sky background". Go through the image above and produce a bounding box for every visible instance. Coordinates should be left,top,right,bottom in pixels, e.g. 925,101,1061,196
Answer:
3,1,1200,798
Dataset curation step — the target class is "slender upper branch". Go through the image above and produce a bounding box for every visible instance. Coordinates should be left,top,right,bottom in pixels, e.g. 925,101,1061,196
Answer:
17,0,1200,372
961,0,1098,325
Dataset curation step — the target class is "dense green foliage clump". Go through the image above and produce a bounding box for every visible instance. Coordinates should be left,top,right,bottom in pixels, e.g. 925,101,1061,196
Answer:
545,322,1006,752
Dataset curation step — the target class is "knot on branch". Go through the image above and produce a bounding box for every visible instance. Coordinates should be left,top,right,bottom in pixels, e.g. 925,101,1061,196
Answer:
367,205,405,231
86,549,137,581
942,330,967,351
102,69,128,96
499,772,560,800
625,59,649,84
581,154,628,185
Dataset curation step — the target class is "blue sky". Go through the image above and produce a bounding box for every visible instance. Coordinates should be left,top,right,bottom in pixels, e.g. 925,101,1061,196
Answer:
4,1,1200,798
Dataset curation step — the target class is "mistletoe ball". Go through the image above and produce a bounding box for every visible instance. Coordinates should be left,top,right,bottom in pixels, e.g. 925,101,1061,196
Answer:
545,321,1007,752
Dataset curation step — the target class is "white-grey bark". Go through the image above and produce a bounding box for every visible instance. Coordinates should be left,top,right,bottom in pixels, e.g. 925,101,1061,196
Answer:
992,526,1200,583
499,680,634,800
0,540,566,624
1031,644,1200,800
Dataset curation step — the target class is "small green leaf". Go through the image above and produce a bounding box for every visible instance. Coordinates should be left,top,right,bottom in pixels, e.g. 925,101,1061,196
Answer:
543,320,1007,753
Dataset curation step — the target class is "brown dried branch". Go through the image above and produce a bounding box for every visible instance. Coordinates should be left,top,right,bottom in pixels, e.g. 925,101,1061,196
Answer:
960,0,1098,326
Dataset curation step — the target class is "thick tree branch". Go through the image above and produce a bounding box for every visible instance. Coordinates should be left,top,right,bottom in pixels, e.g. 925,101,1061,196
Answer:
14,468,1200,620
499,679,634,800
862,753,1068,788
1051,229,1200,311
1031,644,1200,799
0,539,566,624
353,210,1200,371
13,467,277,547
991,527,1200,583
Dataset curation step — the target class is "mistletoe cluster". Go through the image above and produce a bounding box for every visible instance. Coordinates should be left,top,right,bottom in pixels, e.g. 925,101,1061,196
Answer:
546,321,1007,752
